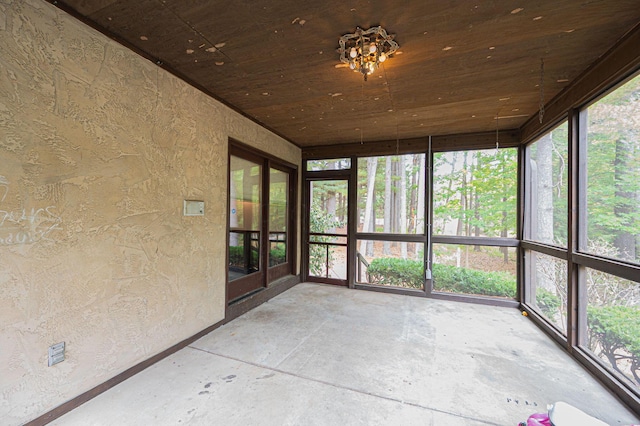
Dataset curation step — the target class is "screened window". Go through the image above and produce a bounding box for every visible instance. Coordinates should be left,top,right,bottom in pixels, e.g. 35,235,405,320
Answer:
355,241,424,290
584,267,640,390
357,154,426,235
307,158,351,171
524,122,569,247
433,148,517,238
581,73,640,265
432,244,517,299
525,250,568,334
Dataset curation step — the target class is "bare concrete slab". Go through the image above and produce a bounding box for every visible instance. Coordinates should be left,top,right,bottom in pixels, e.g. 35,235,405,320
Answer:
55,283,639,425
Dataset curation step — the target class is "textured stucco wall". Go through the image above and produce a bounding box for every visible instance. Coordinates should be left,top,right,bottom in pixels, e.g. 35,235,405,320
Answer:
0,1,300,424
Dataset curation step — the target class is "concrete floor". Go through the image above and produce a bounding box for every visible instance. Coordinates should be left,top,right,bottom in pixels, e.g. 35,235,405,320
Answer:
54,283,639,425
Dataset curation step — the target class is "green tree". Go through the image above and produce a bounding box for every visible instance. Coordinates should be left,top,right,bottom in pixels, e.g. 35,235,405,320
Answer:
586,74,640,263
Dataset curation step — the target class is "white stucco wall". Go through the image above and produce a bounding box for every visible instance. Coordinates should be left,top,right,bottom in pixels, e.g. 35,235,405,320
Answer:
0,1,300,424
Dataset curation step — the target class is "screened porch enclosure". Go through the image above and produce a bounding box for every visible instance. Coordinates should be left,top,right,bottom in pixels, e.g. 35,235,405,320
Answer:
301,72,640,412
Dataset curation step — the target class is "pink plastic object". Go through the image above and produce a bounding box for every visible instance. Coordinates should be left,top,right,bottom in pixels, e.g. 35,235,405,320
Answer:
527,413,551,426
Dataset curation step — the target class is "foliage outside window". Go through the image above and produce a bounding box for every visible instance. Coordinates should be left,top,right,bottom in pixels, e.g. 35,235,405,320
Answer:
526,250,567,334
307,158,351,171
525,122,569,247
355,241,424,289
432,244,517,299
577,73,640,397
357,154,426,236
585,267,640,390
582,73,640,265
433,148,517,239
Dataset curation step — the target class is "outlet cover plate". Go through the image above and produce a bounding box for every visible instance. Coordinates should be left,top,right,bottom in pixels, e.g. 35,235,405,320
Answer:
48,342,65,366
183,200,205,216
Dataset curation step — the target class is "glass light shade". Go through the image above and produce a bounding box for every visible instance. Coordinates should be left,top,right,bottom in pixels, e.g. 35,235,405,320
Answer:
350,47,357,58
379,53,387,62
369,43,377,53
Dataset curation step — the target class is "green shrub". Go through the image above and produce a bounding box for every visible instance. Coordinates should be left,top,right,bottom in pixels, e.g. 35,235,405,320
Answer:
229,245,286,268
536,288,561,318
229,246,244,266
367,258,423,288
367,258,517,297
269,246,286,266
432,263,516,298
588,305,640,385
228,245,258,268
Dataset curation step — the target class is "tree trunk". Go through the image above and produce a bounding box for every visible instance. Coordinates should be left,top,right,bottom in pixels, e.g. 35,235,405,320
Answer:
456,152,468,236
417,154,426,235
360,157,378,257
613,136,636,261
326,191,336,233
384,156,392,254
400,156,408,257
537,133,554,244
533,132,555,289
409,155,418,234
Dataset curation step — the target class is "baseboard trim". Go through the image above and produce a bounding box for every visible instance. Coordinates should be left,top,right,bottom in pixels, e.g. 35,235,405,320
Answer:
26,275,300,425
226,274,301,321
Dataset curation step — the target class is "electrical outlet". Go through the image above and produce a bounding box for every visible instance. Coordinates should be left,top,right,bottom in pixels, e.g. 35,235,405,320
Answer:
48,342,65,366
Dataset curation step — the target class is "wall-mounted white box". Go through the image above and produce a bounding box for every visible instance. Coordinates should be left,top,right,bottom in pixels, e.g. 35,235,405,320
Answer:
183,200,205,216
48,342,65,366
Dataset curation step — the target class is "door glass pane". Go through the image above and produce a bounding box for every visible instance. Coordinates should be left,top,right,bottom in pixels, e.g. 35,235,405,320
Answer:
269,168,288,267
584,267,640,391
525,122,569,247
432,243,517,299
357,154,426,234
308,245,347,279
355,240,424,289
433,149,517,238
582,73,640,265
309,180,347,280
310,180,347,234
229,155,261,280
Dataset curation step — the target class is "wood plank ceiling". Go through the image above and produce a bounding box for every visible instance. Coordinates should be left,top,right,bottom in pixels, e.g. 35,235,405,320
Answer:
51,0,640,148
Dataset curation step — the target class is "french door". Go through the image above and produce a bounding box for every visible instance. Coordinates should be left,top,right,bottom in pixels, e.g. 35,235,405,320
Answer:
228,151,264,300
227,144,296,302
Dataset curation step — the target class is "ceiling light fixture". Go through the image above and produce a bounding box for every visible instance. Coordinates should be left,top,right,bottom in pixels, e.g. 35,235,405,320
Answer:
337,26,399,81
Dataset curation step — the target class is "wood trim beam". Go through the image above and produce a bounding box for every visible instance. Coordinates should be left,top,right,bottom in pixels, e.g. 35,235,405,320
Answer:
572,253,640,284
432,236,520,247
356,233,426,243
302,130,520,160
431,130,520,152
520,22,640,144
429,292,520,308
521,241,570,260
354,284,427,297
